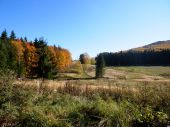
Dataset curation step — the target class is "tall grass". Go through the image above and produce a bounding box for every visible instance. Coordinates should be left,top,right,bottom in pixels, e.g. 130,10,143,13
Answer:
0,71,169,126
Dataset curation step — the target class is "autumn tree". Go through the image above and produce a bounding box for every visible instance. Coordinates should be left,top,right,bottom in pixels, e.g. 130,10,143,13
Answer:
48,46,58,75
11,40,25,77
96,54,105,78
48,45,72,73
56,47,72,72
0,30,72,79
23,42,38,77
79,53,90,64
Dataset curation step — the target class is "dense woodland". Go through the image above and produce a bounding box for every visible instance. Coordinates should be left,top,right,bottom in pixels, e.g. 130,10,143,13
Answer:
0,30,72,79
100,49,170,66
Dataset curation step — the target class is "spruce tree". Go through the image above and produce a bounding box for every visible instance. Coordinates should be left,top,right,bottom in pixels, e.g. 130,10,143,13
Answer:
0,40,8,69
0,37,17,72
1,30,8,41
24,37,27,42
20,37,24,42
95,54,105,78
10,30,16,40
34,38,54,79
7,40,17,71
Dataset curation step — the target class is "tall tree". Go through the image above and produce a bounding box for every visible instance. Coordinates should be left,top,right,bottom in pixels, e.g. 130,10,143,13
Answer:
95,54,105,78
23,42,38,77
20,37,24,42
24,37,27,42
34,38,54,79
0,40,8,69
6,40,17,71
48,46,72,73
10,30,16,40
11,40,25,78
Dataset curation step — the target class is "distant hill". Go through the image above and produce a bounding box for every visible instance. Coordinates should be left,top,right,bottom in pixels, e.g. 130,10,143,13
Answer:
132,40,170,51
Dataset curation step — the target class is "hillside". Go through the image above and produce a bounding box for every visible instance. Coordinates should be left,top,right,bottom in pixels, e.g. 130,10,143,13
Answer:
100,40,170,66
132,40,170,51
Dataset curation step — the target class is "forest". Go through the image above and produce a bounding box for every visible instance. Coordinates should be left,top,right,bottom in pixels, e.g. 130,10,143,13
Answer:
100,50,170,66
0,30,72,79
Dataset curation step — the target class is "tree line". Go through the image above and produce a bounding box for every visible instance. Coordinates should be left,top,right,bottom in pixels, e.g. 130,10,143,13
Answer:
0,30,72,79
99,50,170,66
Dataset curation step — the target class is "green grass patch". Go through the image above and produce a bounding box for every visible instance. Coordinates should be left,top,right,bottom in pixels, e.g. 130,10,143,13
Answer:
112,66,170,77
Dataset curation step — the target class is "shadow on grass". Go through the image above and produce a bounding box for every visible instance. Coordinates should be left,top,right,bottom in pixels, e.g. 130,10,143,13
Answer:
56,77,111,81
58,77,96,81
25,76,110,81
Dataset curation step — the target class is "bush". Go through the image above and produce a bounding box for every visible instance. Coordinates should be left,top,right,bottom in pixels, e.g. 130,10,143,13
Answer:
0,70,15,106
18,110,51,127
67,61,83,74
0,102,18,127
67,98,135,127
0,70,18,126
132,106,168,127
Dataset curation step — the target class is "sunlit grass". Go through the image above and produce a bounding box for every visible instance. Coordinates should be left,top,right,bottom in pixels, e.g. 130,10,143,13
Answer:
112,66,170,76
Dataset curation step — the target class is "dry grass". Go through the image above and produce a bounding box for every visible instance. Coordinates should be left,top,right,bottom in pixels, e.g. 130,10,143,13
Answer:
14,66,170,96
13,66,170,110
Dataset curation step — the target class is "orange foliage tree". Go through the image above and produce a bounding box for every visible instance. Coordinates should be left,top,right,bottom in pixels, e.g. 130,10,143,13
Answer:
11,40,25,63
12,39,72,78
24,42,38,77
11,40,25,77
48,46,72,72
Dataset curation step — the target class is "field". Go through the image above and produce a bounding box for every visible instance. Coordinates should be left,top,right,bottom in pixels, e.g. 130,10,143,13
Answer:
1,66,170,126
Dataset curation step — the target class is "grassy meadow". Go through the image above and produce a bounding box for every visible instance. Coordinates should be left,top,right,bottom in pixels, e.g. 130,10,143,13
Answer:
0,66,170,126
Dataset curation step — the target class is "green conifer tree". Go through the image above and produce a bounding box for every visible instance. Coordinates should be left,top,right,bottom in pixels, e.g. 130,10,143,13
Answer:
1,30,8,41
10,30,16,40
34,38,54,79
0,40,8,69
95,54,105,78
24,37,27,42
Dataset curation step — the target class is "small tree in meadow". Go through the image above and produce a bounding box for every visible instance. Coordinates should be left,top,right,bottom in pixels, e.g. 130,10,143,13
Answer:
79,53,91,64
95,53,105,78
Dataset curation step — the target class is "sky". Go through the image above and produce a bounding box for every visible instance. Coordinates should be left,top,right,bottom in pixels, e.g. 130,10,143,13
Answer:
0,0,170,59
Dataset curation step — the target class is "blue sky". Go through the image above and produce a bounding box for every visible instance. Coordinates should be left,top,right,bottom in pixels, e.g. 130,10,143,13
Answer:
0,0,170,59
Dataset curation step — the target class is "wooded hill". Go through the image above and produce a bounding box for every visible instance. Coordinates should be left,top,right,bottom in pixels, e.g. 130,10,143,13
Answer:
132,40,170,51
100,40,170,66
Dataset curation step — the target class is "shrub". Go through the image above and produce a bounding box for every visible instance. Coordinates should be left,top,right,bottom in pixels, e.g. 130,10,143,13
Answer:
0,70,18,126
0,70,15,106
67,61,83,74
18,110,51,127
132,106,168,127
